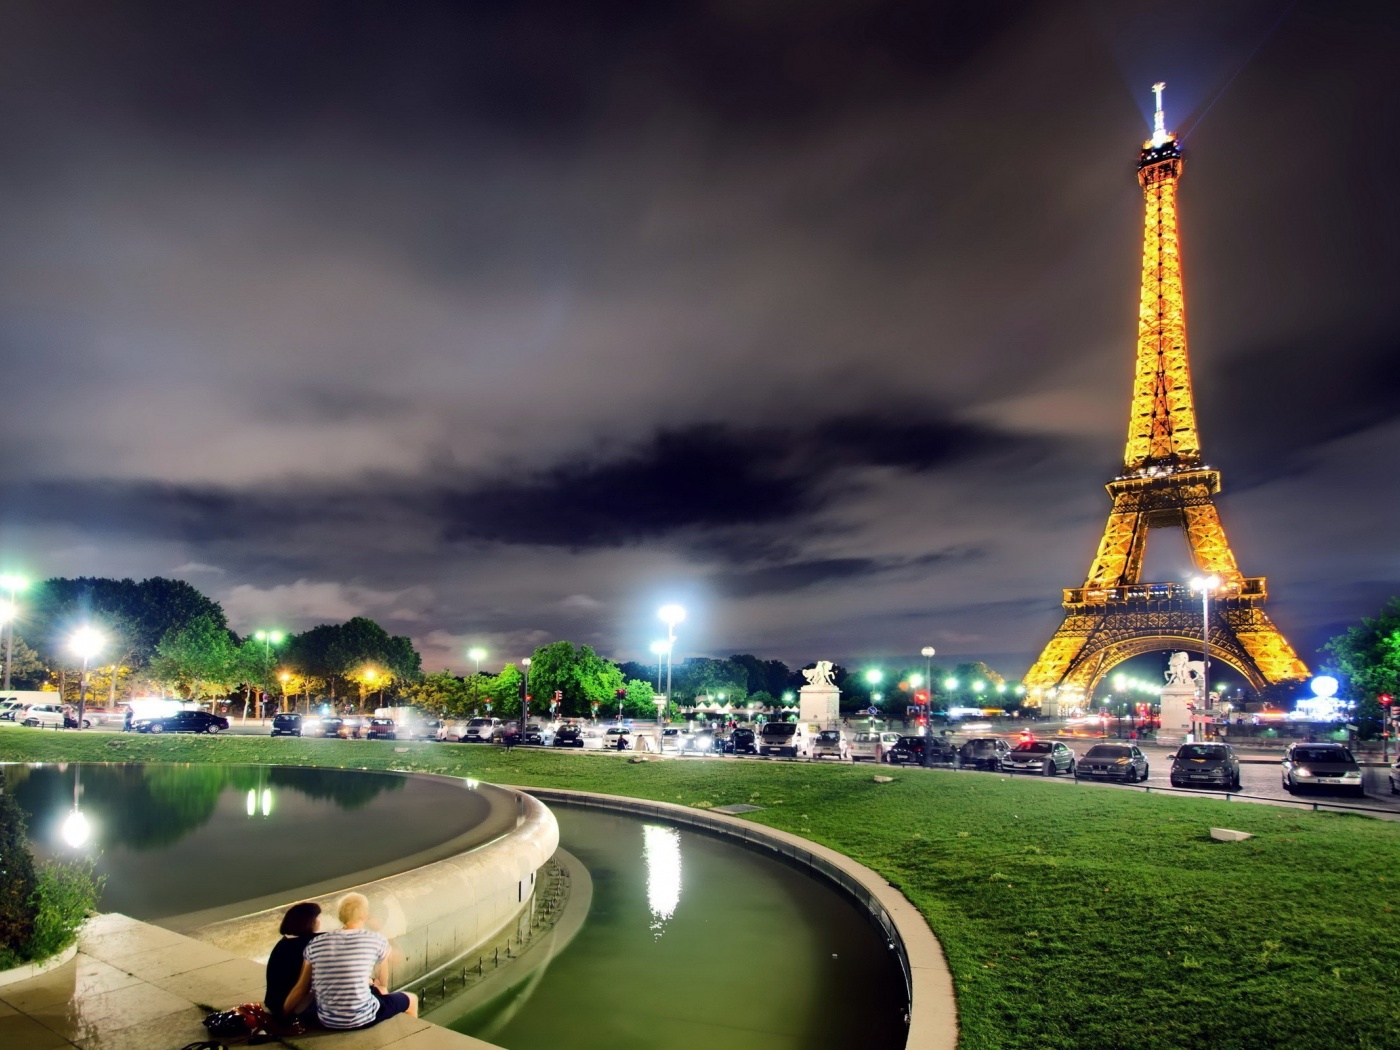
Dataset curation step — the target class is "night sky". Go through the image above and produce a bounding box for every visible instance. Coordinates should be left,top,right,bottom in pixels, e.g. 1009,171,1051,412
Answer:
2,1,1397,676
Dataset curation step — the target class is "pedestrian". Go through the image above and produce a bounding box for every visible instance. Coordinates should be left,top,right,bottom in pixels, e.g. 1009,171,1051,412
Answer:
123,707,133,732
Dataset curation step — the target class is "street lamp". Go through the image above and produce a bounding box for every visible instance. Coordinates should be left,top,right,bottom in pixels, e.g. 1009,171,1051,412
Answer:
69,626,104,731
521,657,532,729
0,574,28,692
1190,575,1221,730
865,669,883,686
468,647,487,675
650,639,669,692
658,604,685,721
253,630,284,723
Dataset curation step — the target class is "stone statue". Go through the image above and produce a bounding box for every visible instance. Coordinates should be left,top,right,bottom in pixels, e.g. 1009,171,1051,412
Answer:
1166,652,1207,686
802,661,836,688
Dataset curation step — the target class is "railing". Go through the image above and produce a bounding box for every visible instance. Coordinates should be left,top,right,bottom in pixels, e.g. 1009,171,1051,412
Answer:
1064,578,1266,605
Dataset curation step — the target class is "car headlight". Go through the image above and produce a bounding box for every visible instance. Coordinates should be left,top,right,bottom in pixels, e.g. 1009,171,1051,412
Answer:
1293,766,1311,777
1343,771,1362,779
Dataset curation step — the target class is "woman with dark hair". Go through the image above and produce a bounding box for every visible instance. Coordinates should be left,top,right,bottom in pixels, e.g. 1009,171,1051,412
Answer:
265,901,322,1027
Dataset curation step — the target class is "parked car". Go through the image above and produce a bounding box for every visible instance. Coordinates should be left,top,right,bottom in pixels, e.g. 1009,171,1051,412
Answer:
20,703,73,729
0,699,26,721
1169,743,1240,790
317,717,346,738
437,720,469,742
337,717,367,739
681,729,718,755
891,736,958,765
1389,759,1400,796
812,729,852,761
731,726,760,755
366,717,399,740
463,717,502,743
603,726,633,750
759,721,816,758
1002,740,1076,775
554,724,586,748
1282,743,1364,797
134,710,229,735
270,713,303,737
1076,742,1150,783
524,722,555,746
958,737,1011,771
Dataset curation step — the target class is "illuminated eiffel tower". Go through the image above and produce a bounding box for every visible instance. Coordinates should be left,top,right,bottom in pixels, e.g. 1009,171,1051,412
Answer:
1024,84,1308,712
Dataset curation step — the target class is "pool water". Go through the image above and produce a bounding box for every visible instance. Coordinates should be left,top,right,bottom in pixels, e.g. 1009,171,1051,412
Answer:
6,763,492,922
449,805,909,1050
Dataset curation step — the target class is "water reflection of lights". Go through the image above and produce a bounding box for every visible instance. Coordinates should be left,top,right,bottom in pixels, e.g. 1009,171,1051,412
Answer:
245,788,274,817
642,824,682,937
61,809,92,847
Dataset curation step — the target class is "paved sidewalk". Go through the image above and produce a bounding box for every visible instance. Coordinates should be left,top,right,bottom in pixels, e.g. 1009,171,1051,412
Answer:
1,914,490,1050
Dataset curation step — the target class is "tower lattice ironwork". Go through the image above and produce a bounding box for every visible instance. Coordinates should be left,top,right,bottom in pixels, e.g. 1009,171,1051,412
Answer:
1023,85,1308,708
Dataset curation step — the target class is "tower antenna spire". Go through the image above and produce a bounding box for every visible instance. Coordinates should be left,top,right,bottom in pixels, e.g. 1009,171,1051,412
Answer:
1151,82,1169,147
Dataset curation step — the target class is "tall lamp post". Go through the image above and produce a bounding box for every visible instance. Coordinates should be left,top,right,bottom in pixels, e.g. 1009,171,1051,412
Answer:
253,630,283,723
0,575,28,692
650,639,669,692
69,627,104,731
658,604,685,716
1190,575,1221,735
520,657,531,731
468,648,487,713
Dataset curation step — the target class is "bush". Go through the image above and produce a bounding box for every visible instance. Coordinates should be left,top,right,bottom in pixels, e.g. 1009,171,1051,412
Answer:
0,769,38,959
25,860,104,960
0,769,104,968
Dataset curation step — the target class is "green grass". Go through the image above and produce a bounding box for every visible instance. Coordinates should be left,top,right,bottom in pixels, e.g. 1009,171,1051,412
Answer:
3,725,1398,1050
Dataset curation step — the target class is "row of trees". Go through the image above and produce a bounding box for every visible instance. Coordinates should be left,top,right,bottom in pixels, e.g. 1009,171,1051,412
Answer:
5,577,422,714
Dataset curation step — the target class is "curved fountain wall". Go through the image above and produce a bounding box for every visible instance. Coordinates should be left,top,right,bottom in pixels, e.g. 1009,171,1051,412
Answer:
193,778,559,990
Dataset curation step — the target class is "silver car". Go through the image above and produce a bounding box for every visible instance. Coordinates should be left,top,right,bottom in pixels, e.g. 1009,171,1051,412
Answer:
1002,740,1076,776
1282,743,1364,798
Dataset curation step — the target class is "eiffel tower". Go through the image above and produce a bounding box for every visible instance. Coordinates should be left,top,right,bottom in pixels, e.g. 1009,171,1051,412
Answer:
1023,84,1308,713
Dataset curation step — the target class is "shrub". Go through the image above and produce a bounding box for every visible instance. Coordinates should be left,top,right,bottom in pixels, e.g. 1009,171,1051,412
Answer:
0,769,37,958
25,860,105,960
0,769,104,968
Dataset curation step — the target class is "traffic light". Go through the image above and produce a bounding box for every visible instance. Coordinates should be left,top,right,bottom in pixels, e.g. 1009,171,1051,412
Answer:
914,690,929,704
615,689,627,701
1380,694,1393,706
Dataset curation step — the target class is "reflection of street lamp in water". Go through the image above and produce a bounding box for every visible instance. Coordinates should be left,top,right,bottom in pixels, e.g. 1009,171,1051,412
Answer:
61,767,91,848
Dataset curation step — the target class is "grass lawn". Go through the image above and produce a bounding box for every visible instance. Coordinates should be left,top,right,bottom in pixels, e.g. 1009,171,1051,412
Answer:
2,725,1398,1050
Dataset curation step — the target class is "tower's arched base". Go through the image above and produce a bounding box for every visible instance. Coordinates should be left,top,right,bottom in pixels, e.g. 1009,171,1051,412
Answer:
1023,580,1307,713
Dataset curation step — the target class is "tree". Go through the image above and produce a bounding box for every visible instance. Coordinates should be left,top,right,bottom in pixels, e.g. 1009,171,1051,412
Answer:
406,671,471,718
483,664,525,717
1323,597,1400,738
525,641,625,718
1,635,45,689
147,614,240,700
284,618,423,707
623,678,657,718
0,769,37,959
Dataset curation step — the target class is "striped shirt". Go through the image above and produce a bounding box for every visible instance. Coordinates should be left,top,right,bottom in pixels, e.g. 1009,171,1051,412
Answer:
304,929,390,1029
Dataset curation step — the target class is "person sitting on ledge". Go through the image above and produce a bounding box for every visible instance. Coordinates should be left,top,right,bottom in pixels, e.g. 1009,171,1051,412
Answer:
285,892,418,1030
265,901,321,1029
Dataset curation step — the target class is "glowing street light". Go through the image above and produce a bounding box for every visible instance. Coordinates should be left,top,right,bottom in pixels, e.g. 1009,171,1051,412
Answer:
658,605,685,726
909,673,924,689
943,677,958,692
0,574,28,692
865,669,883,686
252,630,284,722
69,626,104,731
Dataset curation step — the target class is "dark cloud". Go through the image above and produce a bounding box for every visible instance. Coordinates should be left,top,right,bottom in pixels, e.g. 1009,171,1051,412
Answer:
0,0,1397,671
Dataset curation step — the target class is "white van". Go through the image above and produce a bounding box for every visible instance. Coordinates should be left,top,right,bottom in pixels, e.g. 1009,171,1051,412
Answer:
759,721,817,758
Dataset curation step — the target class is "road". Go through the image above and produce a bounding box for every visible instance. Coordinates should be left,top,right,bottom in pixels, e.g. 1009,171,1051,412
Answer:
55,717,1400,816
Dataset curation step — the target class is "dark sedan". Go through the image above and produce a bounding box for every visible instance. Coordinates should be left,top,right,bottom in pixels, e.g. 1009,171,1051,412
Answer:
135,710,229,735
1076,743,1149,783
554,724,585,748
886,736,958,765
317,717,345,738
1282,743,1364,797
1169,743,1241,790
730,727,759,754
270,713,302,737
959,737,1011,771
1001,740,1076,775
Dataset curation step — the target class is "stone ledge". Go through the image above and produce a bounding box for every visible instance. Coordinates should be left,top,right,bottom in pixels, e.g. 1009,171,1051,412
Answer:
0,944,78,989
